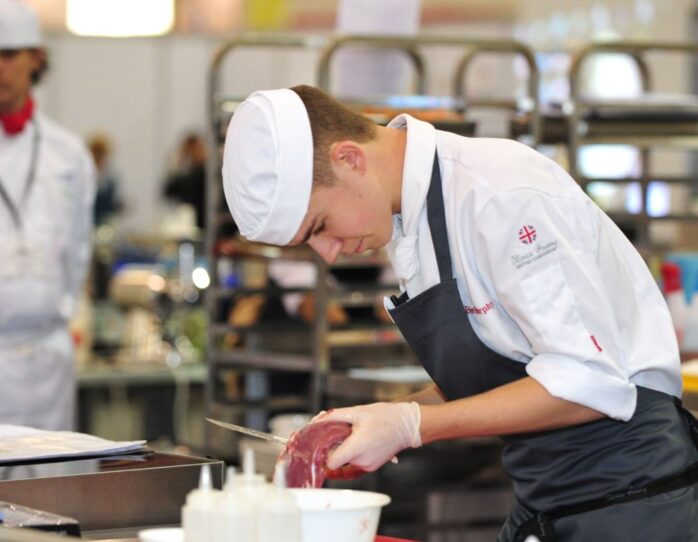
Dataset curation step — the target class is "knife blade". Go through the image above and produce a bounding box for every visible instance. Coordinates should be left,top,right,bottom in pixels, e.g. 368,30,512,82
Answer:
206,418,289,445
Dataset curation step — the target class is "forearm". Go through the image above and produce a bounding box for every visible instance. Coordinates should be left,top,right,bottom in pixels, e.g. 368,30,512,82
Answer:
420,376,605,444
394,383,446,405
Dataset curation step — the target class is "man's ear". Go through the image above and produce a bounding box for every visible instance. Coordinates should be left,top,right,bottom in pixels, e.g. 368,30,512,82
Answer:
330,141,366,174
28,48,45,74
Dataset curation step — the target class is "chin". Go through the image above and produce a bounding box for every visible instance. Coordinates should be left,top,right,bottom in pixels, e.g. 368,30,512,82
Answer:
374,235,391,251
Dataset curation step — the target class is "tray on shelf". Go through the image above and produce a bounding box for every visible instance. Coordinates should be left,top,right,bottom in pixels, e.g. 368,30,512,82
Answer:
327,366,432,402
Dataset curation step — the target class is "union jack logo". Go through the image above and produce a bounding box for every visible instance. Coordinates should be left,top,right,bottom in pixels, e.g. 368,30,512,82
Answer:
518,225,537,244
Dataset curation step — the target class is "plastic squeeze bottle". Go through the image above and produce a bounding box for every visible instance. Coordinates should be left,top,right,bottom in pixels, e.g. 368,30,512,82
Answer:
211,466,254,542
238,447,271,539
258,462,302,542
182,464,218,542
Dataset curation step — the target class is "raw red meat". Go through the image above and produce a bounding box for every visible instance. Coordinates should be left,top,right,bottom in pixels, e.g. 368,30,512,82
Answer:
277,420,366,488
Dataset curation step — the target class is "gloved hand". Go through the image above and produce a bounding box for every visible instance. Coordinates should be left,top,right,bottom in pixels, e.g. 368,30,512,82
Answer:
313,402,422,472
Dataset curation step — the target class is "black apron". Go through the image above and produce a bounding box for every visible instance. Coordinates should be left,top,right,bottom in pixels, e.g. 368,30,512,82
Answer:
388,153,698,541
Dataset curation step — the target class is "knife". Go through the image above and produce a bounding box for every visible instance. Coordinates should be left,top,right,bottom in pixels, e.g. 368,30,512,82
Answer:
206,418,288,445
207,417,399,467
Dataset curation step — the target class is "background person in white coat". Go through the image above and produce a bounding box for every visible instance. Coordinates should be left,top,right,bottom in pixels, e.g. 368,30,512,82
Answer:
222,86,698,541
0,0,95,430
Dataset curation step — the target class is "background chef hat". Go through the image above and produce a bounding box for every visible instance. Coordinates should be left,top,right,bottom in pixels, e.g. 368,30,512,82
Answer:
222,88,313,246
0,0,43,49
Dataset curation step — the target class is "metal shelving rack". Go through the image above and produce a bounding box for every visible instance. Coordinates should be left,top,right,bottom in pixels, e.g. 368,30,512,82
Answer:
317,34,540,144
567,41,698,250
204,33,541,464
205,35,329,458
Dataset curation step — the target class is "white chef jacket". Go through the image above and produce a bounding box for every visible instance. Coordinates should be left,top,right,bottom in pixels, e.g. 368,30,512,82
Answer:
0,112,95,429
385,114,681,422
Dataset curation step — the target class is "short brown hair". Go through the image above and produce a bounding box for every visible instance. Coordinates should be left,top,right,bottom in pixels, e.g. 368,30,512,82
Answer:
291,85,376,188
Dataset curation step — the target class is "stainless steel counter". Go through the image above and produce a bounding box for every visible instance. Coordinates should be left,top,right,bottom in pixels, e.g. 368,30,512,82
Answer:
0,453,224,537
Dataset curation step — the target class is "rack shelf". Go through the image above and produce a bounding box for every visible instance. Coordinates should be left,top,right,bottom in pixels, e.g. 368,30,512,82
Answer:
564,41,698,249
210,350,316,372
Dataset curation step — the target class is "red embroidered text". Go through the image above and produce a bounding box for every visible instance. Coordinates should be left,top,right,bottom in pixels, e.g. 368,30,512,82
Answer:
465,302,494,315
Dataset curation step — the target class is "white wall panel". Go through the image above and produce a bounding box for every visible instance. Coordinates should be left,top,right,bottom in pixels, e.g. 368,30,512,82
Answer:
36,34,323,231
42,37,163,231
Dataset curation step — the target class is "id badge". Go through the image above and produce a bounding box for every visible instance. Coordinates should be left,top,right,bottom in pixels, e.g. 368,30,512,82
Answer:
0,237,47,279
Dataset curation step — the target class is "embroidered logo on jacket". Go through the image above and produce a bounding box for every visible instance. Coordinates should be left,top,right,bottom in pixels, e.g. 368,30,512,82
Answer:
518,225,537,244
510,240,558,269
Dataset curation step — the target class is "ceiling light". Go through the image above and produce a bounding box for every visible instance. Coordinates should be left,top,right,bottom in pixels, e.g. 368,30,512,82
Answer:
67,0,174,37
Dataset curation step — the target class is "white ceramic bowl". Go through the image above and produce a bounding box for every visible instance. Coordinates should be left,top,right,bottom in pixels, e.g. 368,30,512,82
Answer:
290,488,391,542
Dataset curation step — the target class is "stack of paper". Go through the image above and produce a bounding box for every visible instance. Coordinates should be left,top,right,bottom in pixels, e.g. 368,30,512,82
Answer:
0,425,146,464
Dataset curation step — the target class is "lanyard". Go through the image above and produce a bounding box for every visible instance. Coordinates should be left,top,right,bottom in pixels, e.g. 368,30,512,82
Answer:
0,120,41,232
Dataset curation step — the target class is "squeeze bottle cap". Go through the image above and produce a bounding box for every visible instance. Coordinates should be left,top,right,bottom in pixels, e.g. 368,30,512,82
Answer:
224,466,237,491
198,464,212,491
240,447,266,485
273,462,288,490
243,447,255,476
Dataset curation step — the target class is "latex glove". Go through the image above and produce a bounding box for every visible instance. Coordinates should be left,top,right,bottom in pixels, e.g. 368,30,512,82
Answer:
314,402,422,472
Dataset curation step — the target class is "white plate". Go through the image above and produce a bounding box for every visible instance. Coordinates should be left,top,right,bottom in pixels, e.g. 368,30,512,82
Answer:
138,527,183,542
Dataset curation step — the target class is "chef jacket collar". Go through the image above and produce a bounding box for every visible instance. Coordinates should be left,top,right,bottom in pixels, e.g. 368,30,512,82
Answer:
386,114,437,281
0,96,34,136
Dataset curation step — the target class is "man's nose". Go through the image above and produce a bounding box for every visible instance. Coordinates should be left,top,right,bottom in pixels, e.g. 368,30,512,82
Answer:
307,236,343,264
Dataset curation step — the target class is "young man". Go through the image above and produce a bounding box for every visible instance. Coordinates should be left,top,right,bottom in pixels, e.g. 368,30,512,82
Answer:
222,85,698,540
0,0,95,430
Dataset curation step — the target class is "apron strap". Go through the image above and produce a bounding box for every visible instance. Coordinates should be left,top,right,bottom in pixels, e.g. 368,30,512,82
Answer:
425,152,453,283
390,151,451,310
514,513,556,542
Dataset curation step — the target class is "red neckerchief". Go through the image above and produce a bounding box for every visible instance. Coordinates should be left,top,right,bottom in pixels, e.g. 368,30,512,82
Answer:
0,97,34,136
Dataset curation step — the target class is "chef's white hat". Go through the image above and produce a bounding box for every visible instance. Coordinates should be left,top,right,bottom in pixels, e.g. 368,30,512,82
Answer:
222,89,313,246
0,0,43,49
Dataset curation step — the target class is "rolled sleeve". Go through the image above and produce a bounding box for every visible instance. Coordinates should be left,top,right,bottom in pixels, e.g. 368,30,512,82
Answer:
526,353,637,421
